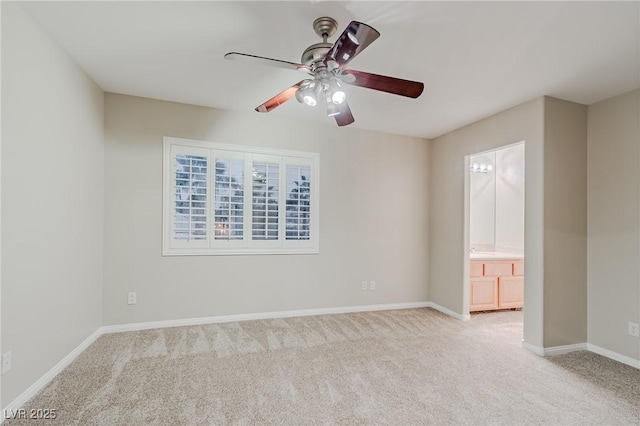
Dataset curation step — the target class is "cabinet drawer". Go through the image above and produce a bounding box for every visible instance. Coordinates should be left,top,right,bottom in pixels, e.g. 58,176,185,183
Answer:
470,261,484,278
513,261,524,276
484,262,512,277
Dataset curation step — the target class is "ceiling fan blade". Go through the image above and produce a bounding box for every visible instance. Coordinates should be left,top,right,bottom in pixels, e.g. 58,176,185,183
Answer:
255,80,307,113
334,100,355,127
225,52,312,74
326,21,380,69
341,69,424,98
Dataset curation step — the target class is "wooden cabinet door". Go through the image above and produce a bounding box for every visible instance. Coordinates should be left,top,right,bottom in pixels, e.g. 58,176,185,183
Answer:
499,276,524,308
470,277,499,311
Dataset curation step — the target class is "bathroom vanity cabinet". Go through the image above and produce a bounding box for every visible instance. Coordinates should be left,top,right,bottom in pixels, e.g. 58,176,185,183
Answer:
470,258,524,311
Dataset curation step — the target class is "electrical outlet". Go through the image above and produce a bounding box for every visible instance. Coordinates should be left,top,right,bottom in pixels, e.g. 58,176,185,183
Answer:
370,281,376,290
361,281,368,290
127,292,137,305
2,351,12,374
628,322,640,337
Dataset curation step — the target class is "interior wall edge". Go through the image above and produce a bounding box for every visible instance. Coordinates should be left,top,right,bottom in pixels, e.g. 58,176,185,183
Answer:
542,96,588,348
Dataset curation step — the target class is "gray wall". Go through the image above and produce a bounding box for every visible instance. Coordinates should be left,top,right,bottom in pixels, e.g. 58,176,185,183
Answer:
429,97,545,348
103,94,430,326
587,89,640,361
1,2,104,406
543,98,588,347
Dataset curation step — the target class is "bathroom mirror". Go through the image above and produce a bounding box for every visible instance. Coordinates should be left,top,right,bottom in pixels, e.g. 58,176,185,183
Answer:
470,143,524,254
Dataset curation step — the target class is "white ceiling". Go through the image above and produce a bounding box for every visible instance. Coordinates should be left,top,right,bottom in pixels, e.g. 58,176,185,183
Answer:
20,1,640,139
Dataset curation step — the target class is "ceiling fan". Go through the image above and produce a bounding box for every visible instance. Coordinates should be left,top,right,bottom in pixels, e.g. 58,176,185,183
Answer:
224,17,424,127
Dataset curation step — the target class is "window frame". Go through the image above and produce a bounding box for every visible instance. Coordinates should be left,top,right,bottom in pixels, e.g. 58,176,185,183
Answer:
163,136,319,256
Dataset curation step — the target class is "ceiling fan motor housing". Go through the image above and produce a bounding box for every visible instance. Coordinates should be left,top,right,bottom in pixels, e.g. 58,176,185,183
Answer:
301,42,333,66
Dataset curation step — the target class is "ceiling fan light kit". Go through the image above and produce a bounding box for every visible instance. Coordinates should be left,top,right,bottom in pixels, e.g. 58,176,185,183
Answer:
224,17,424,127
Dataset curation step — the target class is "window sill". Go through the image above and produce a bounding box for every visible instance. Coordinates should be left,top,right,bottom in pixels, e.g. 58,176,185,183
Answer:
162,247,319,256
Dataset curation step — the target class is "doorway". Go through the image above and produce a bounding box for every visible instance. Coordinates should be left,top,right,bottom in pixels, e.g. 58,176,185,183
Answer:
464,142,525,320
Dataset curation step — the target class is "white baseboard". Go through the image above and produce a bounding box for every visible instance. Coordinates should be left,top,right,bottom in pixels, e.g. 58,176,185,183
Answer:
522,341,639,369
1,328,102,422
543,343,588,356
522,341,545,356
522,342,587,357
101,301,433,334
587,343,640,369
426,302,471,321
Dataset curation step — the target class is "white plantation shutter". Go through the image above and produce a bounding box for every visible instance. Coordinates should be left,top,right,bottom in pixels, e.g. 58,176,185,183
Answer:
168,145,210,250
285,163,312,240
251,155,280,242
163,137,318,255
213,151,245,243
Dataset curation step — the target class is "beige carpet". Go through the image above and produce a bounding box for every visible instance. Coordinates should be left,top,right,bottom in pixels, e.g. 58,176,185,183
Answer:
5,308,639,425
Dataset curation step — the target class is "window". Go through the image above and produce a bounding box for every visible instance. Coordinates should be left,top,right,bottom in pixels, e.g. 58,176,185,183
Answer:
163,137,319,255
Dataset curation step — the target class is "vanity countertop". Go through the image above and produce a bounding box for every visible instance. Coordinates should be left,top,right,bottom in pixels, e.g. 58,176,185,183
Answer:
470,251,524,260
